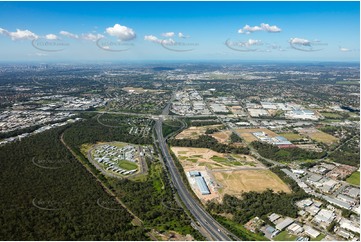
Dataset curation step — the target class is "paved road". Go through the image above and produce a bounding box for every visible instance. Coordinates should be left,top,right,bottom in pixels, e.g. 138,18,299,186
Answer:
162,83,179,116
155,118,235,241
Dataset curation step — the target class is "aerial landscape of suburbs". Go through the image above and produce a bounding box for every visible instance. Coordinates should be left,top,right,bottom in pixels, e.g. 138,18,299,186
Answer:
0,1,359,241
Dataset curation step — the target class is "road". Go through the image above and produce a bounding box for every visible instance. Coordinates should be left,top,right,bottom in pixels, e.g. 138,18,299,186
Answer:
155,118,235,241
162,83,179,116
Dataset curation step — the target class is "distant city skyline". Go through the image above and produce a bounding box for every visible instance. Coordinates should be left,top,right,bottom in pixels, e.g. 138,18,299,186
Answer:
0,1,359,62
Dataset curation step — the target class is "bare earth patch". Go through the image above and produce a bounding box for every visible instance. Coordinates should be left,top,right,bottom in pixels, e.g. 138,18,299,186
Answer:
213,170,291,200
171,146,291,203
175,125,223,140
235,128,278,143
298,128,338,144
210,130,232,144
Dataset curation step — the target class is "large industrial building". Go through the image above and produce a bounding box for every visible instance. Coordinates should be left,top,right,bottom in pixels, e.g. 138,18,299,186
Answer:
189,171,211,195
195,176,211,195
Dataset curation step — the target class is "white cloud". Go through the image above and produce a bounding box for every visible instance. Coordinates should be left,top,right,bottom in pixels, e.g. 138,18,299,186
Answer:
339,47,351,52
260,23,281,33
243,24,263,33
178,32,190,38
45,34,58,40
10,29,38,40
59,31,79,39
162,32,175,37
0,28,8,35
161,38,175,45
234,39,262,47
289,38,311,46
60,31,103,41
144,35,175,45
0,28,38,40
238,23,281,34
81,33,104,41
247,39,262,46
106,24,136,41
144,35,161,43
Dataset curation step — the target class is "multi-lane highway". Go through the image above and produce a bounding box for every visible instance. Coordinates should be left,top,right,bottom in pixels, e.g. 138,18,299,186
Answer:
155,118,236,241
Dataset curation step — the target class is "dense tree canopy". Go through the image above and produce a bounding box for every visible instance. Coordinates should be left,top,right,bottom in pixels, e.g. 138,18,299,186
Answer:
169,135,250,154
0,126,147,240
251,141,326,162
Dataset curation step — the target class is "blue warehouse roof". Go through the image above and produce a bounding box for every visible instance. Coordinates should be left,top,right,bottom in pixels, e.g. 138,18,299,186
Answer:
195,176,210,195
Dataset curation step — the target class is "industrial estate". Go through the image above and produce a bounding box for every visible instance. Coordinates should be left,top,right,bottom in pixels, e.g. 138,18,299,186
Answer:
0,62,359,241
0,1,359,241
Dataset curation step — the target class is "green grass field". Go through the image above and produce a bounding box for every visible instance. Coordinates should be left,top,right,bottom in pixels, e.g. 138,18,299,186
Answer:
187,158,198,163
273,231,297,241
211,155,229,162
278,133,303,141
346,171,360,186
117,160,138,170
320,112,343,119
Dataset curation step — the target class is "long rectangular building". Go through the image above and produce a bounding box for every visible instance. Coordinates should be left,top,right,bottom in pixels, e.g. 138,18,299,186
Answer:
195,176,211,195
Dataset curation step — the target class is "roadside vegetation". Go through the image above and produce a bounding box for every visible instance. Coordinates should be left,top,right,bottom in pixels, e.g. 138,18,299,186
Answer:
169,135,250,154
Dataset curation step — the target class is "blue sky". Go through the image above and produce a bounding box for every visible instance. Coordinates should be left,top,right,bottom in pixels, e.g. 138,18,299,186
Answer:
0,1,359,62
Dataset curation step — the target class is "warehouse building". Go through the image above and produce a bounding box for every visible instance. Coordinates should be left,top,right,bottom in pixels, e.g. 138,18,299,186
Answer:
268,213,281,223
195,176,211,195
275,217,294,231
313,209,335,225
304,226,320,238
189,171,201,177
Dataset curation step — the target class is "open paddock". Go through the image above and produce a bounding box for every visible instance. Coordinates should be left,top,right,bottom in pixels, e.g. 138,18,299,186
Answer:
175,125,223,140
235,128,278,143
213,170,292,200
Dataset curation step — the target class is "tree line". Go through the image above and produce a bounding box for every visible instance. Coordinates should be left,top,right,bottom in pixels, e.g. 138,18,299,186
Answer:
169,135,250,154
251,141,326,162
206,167,308,232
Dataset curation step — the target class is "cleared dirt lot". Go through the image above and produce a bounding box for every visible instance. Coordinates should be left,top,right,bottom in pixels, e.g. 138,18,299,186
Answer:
175,125,223,140
171,146,261,170
210,130,232,144
298,128,338,144
235,128,278,143
171,146,290,203
213,170,291,200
